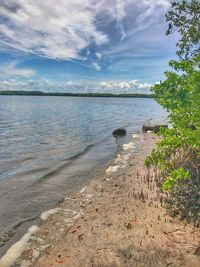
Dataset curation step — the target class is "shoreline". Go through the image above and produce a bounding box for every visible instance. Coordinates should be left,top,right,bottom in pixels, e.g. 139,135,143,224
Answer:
0,91,154,98
1,133,200,267
0,131,120,257
0,132,144,266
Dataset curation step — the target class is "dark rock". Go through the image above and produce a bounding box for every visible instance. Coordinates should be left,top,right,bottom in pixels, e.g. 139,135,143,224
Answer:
112,128,126,137
142,124,168,133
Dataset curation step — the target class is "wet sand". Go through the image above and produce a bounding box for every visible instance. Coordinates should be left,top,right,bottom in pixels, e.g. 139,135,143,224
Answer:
1,133,200,267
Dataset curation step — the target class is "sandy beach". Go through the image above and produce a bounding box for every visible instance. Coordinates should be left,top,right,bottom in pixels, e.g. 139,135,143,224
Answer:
1,133,200,267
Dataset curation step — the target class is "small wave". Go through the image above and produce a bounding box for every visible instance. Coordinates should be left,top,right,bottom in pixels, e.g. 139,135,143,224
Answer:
33,134,113,185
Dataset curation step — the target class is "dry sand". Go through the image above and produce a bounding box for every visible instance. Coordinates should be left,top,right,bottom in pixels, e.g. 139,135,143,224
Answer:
2,133,200,267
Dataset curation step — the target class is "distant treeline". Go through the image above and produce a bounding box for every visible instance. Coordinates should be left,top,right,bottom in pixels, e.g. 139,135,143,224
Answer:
0,90,155,98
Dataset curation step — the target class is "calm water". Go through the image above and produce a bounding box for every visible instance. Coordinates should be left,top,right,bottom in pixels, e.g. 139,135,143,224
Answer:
0,95,167,252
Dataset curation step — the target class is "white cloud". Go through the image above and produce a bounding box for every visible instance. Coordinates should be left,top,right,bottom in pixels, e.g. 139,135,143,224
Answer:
95,52,102,60
0,0,170,60
91,62,101,71
138,82,152,89
0,61,35,78
115,0,127,40
0,0,108,60
0,78,152,93
99,80,152,90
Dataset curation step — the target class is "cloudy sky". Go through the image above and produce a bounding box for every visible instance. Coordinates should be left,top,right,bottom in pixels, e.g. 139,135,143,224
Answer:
0,0,178,93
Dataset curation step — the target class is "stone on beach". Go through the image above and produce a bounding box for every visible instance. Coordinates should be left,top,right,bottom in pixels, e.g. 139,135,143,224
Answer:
112,128,127,137
142,124,168,133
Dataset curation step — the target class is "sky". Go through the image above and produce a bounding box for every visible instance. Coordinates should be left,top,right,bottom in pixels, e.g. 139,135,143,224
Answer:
0,0,179,93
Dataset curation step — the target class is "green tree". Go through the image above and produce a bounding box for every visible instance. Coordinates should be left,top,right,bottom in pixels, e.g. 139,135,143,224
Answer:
166,0,200,59
146,0,200,225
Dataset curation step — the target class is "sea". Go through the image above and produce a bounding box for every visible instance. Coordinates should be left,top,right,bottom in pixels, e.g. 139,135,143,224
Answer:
0,95,167,255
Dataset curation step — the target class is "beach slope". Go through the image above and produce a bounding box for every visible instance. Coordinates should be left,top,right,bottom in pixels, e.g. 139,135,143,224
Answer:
2,133,200,267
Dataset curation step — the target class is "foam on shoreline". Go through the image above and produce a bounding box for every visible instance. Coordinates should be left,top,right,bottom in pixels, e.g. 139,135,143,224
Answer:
40,208,61,221
80,186,87,194
122,142,135,150
0,225,39,267
106,134,141,174
106,165,120,173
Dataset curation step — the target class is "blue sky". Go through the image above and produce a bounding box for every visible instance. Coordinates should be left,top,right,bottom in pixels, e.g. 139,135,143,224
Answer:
0,0,178,93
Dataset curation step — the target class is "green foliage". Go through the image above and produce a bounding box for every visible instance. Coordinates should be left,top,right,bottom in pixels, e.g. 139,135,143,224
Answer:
162,167,191,191
147,0,200,224
153,55,200,148
166,0,200,59
149,55,200,188
148,56,200,223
